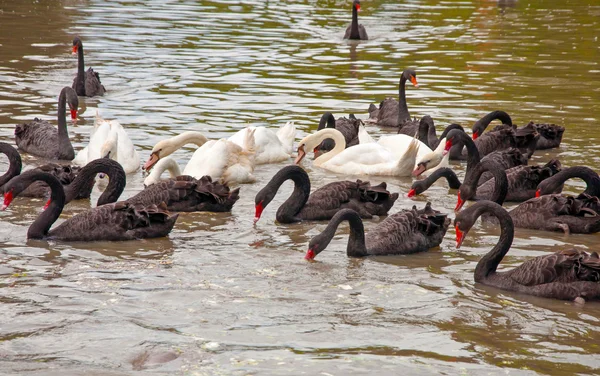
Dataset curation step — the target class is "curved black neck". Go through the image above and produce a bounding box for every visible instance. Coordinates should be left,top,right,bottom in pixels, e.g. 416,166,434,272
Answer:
319,209,368,257
413,168,462,194
438,123,465,152
57,88,75,160
448,129,481,171
318,112,336,130
64,159,126,205
471,202,514,281
260,166,310,223
349,3,360,39
0,142,22,187
398,74,411,124
10,171,65,239
473,110,513,136
551,166,600,197
463,160,508,205
417,116,435,148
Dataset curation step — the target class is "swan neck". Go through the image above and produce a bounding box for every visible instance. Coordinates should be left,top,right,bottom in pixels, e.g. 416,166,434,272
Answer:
0,142,22,187
474,202,514,281
313,129,346,166
467,161,508,205
427,168,461,190
350,4,360,39
269,167,310,223
318,112,336,130
57,88,75,159
398,74,411,123
65,159,126,206
20,172,65,239
169,132,208,151
560,167,600,196
77,43,85,78
322,210,368,257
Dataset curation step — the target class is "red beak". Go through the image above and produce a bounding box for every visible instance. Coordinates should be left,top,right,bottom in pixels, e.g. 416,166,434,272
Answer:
410,76,418,88
455,225,465,248
72,46,77,54
253,202,264,224
70,109,77,120
444,139,453,155
43,199,51,210
535,189,541,198
472,131,479,140
356,4,361,12
407,188,417,198
2,189,14,211
305,248,316,260
454,191,465,212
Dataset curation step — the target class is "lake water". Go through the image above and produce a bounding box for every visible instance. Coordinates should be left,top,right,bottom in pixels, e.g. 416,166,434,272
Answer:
0,0,599,374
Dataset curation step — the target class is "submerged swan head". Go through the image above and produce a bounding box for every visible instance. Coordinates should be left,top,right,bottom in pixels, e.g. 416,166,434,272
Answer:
144,131,208,171
413,137,446,176
295,129,346,165
143,157,182,186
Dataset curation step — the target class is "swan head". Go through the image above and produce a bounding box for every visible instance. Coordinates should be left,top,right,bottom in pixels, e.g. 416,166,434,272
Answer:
304,229,334,261
61,87,79,120
455,184,475,212
253,183,279,224
144,132,208,171
402,69,418,88
72,36,82,54
412,138,446,176
353,0,361,12
453,207,481,249
295,129,343,165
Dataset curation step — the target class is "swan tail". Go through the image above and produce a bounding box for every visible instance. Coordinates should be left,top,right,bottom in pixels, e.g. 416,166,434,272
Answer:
276,121,297,148
358,125,375,144
242,127,256,155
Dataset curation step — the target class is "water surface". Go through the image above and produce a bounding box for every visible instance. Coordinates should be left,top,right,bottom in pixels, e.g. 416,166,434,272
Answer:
0,0,599,374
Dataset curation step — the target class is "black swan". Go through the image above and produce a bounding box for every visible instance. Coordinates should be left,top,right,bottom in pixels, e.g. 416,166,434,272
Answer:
127,175,240,212
72,36,106,97
455,201,600,302
456,160,600,234
343,0,368,40
0,141,94,199
367,69,419,131
536,166,600,198
254,165,398,224
410,160,562,202
2,170,178,241
444,128,528,185
473,111,564,150
304,203,449,259
315,112,361,153
15,87,78,160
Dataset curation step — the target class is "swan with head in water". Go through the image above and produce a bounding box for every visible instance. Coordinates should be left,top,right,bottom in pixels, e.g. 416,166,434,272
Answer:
253,165,398,224
143,130,256,185
72,36,105,97
15,87,78,161
304,203,449,260
343,0,368,40
2,170,178,241
455,201,600,303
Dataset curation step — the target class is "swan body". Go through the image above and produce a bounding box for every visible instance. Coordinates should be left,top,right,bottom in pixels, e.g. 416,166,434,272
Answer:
366,69,419,130
15,87,78,161
74,113,140,173
228,122,295,164
144,131,256,185
254,165,398,224
2,170,177,241
129,175,240,213
455,201,600,302
296,129,420,177
305,203,449,259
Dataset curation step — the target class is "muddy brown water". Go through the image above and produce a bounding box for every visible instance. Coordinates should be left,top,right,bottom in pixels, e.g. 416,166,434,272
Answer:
0,0,599,374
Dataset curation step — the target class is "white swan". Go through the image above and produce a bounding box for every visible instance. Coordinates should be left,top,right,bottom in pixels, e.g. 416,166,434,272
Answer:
295,128,420,177
228,121,296,164
143,157,182,186
358,127,448,176
74,112,140,173
143,130,256,185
